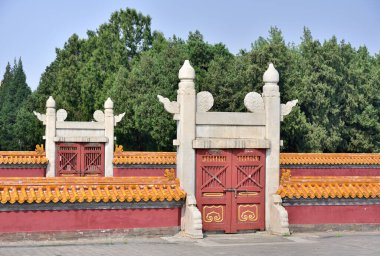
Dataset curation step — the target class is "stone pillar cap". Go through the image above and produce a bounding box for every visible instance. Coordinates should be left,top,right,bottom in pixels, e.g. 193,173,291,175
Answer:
104,97,113,109
46,96,56,108
263,63,279,83
178,60,195,80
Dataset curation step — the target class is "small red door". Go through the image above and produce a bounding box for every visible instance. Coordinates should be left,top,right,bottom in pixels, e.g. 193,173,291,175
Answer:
196,149,265,233
56,143,104,177
81,143,105,176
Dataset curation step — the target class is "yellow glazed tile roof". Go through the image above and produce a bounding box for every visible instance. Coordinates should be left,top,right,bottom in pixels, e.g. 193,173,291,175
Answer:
0,145,48,165
280,153,380,165
0,173,185,204
113,148,176,165
113,148,380,166
0,152,48,165
277,169,380,199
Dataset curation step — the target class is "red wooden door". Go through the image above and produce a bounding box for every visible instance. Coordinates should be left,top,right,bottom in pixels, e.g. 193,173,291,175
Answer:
81,143,105,177
231,149,265,232
196,149,232,232
196,149,265,233
56,143,104,177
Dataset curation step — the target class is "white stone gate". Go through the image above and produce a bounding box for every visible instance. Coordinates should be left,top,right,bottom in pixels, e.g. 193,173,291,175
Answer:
34,97,125,177
158,60,297,237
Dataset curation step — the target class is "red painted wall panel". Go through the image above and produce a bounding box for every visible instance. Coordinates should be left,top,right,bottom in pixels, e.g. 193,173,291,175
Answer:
288,168,380,177
113,168,176,177
0,208,181,233
0,168,46,177
286,205,380,224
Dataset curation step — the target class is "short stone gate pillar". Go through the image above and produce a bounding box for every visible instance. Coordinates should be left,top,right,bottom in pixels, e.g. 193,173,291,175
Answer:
45,96,57,177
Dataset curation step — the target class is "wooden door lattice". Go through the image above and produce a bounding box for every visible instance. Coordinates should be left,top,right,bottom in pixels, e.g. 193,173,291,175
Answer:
56,143,104,177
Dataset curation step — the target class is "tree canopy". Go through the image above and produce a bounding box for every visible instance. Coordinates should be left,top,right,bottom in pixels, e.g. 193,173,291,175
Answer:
0,8,379,152
0,59,36,150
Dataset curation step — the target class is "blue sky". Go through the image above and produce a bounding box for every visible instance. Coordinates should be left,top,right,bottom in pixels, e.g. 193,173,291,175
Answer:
0,0,379,90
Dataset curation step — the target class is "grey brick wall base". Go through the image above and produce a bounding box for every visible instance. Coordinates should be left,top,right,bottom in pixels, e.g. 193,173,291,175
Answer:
0,226,180,242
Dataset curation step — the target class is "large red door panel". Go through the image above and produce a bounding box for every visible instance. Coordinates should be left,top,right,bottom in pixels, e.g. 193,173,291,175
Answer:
196,149,265,233
196,149,232,231
231,149,265,232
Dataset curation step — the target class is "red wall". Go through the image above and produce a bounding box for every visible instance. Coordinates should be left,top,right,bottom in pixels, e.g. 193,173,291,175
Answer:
0,208,181,233
286,205,380,224
288,168,380,177
0,168,46,177
113,168,176,177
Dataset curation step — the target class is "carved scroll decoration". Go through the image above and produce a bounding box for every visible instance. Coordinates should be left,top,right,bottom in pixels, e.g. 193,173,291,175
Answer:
114,112,125,125
33,111,46,125
196,91,214,112
56,109,67,121
244,92,264,113
93,110,105,122
157,95,179,114
281,99,298,119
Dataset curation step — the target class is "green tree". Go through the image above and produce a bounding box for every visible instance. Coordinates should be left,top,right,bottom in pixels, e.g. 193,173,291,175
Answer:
33,8,153,121
0,58,33,150
19,12,379,153
109,33,188,150
109,31,233,150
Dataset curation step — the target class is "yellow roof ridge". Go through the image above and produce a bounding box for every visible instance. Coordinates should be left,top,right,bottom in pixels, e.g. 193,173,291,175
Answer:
280,153,380,165
277,169,380,199
0,174,185,204
113,151,176,165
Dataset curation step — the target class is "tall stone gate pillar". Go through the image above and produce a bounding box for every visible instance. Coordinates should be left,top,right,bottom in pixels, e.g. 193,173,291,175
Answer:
262,64,281,230
176,61,203,238
176,60,196,196
158,60,203,238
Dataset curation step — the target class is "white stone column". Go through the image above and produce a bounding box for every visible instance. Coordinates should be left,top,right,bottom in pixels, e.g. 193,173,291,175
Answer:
104,98,114,177
176,61,203,238
45,96,56,177
262,64,281,230
176,60,196,195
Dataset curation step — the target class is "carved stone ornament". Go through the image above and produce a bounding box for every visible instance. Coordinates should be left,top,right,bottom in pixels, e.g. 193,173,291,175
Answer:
281,99,298,117
114,144,123,154
244,92,264,113
56,109,68,121
33,111,46,124
157,95,179,114
35,144,45,155
114,112,125,125
164,168,176,181
196,91,214,112
93,110,105,122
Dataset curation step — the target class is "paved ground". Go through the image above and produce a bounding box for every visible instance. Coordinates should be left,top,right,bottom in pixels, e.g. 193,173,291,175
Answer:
0,231,379,256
